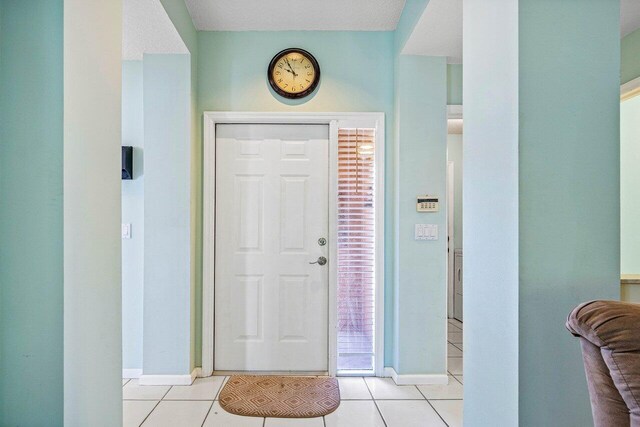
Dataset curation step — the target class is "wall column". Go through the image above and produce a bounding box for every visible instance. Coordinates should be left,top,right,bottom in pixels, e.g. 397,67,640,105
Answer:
142,54,193,378
464,0,620,425
63,0,123,424
394,55,448,378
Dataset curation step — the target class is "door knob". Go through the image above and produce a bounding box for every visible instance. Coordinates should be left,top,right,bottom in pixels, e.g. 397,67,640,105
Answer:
309,256,327,266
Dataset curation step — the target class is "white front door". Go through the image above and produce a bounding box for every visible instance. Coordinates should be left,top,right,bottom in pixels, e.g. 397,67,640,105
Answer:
214,124,329,372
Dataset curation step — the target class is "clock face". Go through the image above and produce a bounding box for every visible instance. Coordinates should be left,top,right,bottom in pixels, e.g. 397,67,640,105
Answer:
268,48,320,99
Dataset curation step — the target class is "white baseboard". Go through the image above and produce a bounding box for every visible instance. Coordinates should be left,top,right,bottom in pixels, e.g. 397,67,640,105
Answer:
123,369,142,379
139,368,199,386
383,367,449,385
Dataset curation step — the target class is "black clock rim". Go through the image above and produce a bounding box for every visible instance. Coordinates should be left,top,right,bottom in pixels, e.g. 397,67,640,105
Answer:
267,48,321,99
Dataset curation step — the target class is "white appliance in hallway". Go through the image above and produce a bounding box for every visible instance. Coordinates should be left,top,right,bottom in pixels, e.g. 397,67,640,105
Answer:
447,161,455,318
214,124,329,371
454,249,463,321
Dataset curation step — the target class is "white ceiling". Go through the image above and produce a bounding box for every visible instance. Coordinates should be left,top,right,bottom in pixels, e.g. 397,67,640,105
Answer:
183,0,406,31
622,0,640,37
402,0,461,63
404,0,640,63
123,0,189,61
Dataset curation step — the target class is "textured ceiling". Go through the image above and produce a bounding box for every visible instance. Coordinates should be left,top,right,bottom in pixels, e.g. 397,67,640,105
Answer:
123,0,189,60
402,0,461,63
183,0,406,31
622,0,640,37
405,0,640,63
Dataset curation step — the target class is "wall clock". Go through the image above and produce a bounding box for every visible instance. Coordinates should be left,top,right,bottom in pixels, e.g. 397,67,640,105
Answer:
268,48,320,99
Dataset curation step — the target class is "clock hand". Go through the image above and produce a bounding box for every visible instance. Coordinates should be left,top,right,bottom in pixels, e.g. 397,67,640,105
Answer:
284,58,298,78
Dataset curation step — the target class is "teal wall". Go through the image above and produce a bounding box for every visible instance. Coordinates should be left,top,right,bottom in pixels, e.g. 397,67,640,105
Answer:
195,3,447,376
197,30,397,366
447,134,463,250
518,0,620,425
0,1,64,424
621,96,640,274
122,60,145,371
447,64,463,105
143,54,193,375
391,0,448,376
622,28,640,84
197,31,394,112
393,55,448,374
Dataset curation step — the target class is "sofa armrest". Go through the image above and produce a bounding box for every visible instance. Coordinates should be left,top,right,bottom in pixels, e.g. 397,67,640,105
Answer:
566,300,640,352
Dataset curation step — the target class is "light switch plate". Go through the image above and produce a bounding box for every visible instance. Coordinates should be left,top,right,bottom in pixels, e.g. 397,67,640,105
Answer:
122,223,132,239
428,224,438,240
415,224,438,241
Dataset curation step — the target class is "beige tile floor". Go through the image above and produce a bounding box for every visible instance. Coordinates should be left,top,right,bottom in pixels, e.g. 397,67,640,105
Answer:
123,319,463,426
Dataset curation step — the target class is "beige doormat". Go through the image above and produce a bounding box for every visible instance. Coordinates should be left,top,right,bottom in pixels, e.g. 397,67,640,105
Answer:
219,375,340,418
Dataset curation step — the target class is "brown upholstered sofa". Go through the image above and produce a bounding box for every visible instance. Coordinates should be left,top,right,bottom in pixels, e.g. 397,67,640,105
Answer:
567,300,640,427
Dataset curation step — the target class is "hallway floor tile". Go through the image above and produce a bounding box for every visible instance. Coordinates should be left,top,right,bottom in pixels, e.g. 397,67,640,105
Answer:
123,320,464,426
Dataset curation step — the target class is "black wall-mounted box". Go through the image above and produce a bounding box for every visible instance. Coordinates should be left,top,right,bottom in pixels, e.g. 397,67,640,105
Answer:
122,146,133,180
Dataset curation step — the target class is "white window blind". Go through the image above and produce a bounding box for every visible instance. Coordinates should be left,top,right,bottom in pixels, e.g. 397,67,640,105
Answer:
337,128,376,372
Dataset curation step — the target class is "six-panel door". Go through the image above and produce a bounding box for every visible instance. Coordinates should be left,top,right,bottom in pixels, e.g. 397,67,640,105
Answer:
214,124,329,371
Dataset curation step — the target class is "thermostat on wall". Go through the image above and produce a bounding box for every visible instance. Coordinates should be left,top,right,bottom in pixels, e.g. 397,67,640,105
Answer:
417,195,439,212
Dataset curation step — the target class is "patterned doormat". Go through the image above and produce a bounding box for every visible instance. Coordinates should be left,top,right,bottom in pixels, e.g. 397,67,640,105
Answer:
219,375,340,418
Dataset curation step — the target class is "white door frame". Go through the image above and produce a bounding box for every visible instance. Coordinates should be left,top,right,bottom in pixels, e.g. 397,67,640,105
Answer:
621,75,640,101
201,111,385,378
446,161,455,318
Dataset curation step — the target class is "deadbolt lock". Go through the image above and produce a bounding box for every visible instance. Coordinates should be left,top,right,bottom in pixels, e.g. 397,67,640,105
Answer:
318,238,327,246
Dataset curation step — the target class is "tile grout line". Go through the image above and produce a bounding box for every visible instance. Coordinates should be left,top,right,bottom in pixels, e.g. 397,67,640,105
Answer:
160,385,173,401
426,399,451,427
200,400,215,427
417,386,450,427
363,377,388,427
137,383,174,426
451,326,464,394
137,400,163,427
412,384,423,399
368,398,440,401
214,376,228,401
452,375,463,386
